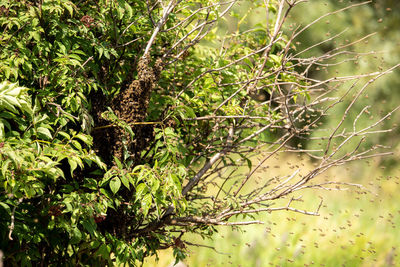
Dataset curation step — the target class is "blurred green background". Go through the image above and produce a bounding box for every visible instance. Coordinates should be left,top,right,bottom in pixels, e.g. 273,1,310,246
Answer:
144,155,400,266
144,0,400,266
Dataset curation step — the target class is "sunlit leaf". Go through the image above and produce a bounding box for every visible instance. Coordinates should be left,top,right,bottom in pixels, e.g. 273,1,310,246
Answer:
37,127,52,140
110,177,121,194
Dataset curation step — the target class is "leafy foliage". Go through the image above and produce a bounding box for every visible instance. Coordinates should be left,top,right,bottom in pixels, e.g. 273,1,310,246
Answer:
0,0,396,266
0,0,230,265
0,0,186,265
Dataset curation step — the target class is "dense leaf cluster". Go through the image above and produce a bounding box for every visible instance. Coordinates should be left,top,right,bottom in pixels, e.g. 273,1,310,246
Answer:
0,0,189,265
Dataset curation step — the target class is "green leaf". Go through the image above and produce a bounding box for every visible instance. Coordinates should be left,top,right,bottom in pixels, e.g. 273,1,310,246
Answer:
120,174,130,190
81,219,96,236
2,95,20,108
246,158,252,170
183,106,196,118
125,2,133,20
151,179,160,192
100,188,113,200
98,47,104,59
0,121,4,139
96,244,111,259
58,131,71,140
0,202,11,214
3,67,10,80
141,194,152,216
83,178,98,190
270,54,282,64
29,31,41,42
110,177,121,194
93,155,106,170
170,174,182,192
135,183,147,200
127,173,135,186
164,127,175,137
68,158,78,176
71,140,82,150
0,97,18,113
114,156,123,169
37,127,52,139
74,133,92,145
70,227,82,244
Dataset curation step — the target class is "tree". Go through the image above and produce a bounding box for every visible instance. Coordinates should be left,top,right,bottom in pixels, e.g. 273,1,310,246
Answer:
287,0,400,170
0,0,398,265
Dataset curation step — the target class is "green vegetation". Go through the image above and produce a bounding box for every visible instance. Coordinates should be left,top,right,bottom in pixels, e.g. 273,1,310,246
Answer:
145,1,400,266
0,0,398,266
